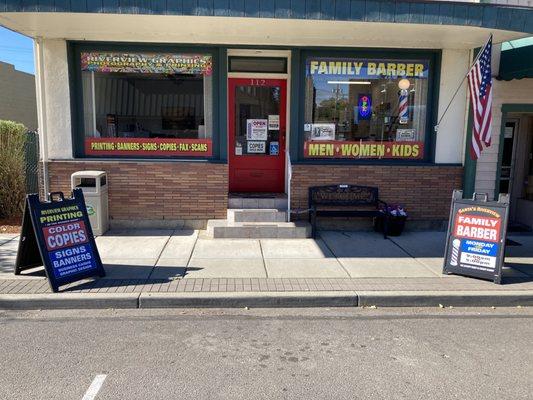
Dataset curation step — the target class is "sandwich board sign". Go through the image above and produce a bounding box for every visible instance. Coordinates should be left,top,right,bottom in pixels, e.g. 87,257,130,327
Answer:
15,189,105,292
443,190,509,284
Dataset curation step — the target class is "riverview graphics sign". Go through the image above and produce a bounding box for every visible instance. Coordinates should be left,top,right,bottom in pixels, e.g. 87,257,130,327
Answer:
81,52,213,75
443,190,509,284
15,190,105,292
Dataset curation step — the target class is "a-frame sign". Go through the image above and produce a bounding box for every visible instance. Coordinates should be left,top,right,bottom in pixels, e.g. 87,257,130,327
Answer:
443,190,509,284
15,189,105,292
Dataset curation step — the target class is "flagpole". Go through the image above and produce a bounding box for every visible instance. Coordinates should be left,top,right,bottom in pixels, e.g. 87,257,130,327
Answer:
435,34,492,131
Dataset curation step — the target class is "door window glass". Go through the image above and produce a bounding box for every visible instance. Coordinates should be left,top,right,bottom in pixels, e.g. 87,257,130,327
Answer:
234,85,281,156
229,57,287,73
499,121,517,194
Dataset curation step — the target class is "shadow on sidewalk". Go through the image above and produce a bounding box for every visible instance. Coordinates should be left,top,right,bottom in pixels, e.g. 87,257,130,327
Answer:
99,229,195,237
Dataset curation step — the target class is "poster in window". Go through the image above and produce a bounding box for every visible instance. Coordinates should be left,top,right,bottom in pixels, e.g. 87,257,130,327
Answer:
269,141,279,156
246,119,268,141
247,141,266,153
268,115,280,130
396,129,416,141
358,94,372,121
310,124,336,141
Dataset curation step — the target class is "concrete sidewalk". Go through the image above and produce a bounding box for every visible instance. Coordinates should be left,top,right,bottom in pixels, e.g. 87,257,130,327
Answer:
1,230,532,309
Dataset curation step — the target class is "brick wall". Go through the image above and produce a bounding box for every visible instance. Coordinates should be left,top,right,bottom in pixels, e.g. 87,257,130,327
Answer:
47,161,228,221
290,165,463,220
45,161,461,223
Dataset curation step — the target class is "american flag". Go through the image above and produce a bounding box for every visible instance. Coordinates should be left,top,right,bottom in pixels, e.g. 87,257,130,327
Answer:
467,35,493,160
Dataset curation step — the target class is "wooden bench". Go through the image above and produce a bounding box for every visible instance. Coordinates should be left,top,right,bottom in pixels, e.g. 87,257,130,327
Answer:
308,184,388,238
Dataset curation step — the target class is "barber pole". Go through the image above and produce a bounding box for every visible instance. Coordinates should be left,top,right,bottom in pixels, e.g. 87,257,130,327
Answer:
399,89,409,124
450,239,461,266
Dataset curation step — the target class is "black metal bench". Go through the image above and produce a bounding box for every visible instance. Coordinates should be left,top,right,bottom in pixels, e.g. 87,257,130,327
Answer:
308,184,388,238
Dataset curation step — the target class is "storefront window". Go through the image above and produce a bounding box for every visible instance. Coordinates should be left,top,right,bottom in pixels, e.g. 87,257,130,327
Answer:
303,57,430,160
80,52,213,157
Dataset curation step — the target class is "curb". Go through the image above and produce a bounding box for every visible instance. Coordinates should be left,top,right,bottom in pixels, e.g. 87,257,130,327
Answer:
357,291,533,307
0,291,532,310
0,293,139,310
139,291,358,308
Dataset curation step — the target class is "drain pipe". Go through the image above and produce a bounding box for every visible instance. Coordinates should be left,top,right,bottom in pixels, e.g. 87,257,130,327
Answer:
34,37,50,198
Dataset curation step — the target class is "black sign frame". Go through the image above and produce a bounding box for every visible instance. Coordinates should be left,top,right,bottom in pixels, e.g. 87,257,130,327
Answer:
15,189,105,292
443,190,509,284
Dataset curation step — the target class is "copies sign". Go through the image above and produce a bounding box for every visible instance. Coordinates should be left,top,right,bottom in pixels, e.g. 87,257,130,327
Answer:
443,191,509,284
15,190,105,292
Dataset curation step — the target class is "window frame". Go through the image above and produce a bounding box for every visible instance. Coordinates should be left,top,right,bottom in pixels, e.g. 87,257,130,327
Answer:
297,48,441,164
68,42,221,160
228,56,288,73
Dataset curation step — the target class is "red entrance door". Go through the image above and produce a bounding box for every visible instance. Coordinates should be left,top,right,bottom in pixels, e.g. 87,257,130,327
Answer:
228,78,286,193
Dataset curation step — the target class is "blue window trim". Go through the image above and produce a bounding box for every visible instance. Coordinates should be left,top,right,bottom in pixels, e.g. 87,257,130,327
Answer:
68,41,225,162
295,47,441,164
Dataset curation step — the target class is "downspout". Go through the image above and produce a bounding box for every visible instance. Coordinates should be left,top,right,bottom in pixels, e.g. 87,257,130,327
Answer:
34,38,50,198
462,48,478,198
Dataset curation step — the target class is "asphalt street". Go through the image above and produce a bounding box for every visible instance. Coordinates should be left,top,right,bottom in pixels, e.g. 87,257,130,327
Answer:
0,307,532,400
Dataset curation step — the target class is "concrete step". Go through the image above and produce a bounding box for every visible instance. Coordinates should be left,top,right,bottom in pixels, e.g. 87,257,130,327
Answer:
228,195,288,210
205,220,311,239
227,209,287,223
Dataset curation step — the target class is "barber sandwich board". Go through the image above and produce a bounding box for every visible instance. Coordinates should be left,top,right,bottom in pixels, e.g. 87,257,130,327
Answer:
15,189,105,292
443,190,509,284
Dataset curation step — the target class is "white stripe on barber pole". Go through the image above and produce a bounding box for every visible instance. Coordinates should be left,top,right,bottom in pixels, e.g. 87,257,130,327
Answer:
82,375,107,400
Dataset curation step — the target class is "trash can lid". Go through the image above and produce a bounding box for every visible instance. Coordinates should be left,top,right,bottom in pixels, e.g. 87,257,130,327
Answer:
71,170,107,178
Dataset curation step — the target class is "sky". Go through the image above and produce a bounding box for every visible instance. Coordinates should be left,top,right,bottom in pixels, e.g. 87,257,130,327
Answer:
0,26,34,74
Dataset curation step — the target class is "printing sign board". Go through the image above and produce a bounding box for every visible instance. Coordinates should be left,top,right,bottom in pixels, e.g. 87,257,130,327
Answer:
15,189,105,292
443,190,508,284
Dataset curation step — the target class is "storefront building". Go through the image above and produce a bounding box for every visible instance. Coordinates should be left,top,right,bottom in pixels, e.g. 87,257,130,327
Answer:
472,42,533,231
1,1,532,233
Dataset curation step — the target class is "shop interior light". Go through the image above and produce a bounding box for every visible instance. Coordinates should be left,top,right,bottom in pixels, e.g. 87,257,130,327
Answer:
327,81,372,85
398,78,411,90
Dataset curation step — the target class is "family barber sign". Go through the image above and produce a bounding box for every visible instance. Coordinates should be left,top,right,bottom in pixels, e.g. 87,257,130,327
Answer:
15,189,105,292
443,190,509,284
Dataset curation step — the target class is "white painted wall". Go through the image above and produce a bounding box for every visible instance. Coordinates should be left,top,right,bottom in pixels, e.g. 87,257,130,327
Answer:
475,79,533,196
37,38,72,160
434,49,470,164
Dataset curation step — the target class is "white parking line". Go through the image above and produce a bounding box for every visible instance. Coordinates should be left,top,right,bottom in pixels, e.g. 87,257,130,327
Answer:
82,374,107,400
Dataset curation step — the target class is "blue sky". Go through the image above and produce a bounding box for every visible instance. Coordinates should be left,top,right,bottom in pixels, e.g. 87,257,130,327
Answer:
0,26,34,74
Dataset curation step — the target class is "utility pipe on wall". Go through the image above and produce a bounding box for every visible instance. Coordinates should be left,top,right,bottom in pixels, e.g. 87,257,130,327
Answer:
34,38,50,198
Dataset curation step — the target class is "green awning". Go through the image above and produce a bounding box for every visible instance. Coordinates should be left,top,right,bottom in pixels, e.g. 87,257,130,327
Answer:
498,45,533,81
